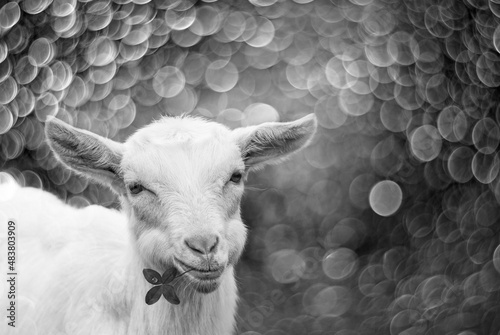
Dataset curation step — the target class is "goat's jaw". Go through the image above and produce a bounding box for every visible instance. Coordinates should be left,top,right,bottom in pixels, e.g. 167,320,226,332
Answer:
173,258,225,294
191,278,220,294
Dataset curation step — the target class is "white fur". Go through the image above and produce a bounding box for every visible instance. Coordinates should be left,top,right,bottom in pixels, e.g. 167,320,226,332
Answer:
0,182,238,335
0,115,316,335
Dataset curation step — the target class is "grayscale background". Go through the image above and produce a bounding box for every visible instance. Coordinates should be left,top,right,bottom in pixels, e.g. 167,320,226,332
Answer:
1,0,500,334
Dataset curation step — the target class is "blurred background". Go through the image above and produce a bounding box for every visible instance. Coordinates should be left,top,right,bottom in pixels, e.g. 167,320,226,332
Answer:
1,0,500,334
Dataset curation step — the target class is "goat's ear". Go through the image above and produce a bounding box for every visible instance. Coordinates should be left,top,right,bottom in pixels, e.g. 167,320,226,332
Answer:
232,113,317,170
45,118,126,194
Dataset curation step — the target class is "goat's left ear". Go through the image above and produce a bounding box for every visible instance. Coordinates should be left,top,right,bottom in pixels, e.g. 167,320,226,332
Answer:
45,118,126,194
232,113,317,170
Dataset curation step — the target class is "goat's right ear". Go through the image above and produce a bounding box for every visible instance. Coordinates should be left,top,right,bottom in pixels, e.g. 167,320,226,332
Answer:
232,113,317,171
45,118,126,194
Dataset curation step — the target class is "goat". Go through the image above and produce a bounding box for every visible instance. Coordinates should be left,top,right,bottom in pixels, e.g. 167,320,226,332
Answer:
0,113,316,335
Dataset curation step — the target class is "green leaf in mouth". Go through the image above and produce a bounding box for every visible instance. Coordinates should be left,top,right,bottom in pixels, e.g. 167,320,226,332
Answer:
143,267,188,305
145,285,162,305
143,269,162,285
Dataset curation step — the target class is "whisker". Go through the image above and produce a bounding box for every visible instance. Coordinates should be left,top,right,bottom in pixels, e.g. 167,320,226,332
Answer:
244,186,270,192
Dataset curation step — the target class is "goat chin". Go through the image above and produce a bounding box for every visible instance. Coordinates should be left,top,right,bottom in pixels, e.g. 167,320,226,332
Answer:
0,181,239,335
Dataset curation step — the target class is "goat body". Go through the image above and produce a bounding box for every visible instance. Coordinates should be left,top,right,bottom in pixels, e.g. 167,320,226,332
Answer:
0,114,316,334
1,182,237,335
0,182,237,335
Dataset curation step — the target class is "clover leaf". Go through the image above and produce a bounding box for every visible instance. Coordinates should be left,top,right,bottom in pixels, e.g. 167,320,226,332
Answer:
143,267,185,305
161,267,178,284
162,285,180,305
145,285,163,305
143,269,162,285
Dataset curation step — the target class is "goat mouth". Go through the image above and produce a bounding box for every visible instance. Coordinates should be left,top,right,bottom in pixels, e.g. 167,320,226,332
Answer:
174,258,224,281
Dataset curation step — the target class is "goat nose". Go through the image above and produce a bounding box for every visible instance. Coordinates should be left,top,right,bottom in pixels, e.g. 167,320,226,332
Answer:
185,235,219,255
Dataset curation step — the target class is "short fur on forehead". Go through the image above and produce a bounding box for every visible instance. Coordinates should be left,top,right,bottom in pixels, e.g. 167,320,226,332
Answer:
46,113,317,193
122,116,244,184
128,116,232,147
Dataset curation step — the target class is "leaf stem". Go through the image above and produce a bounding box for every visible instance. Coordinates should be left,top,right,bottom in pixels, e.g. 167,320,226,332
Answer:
176,268,193,278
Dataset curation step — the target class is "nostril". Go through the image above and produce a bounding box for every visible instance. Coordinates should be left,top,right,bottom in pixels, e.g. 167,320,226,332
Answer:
209,236,219,253
185,235,219,255
185,240,204,254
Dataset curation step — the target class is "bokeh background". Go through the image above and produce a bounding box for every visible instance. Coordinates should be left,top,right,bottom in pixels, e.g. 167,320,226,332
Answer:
1,0,500,334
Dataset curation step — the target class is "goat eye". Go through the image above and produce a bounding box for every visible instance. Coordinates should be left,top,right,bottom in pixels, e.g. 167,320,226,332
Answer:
230,172,242,183
128,183,144,195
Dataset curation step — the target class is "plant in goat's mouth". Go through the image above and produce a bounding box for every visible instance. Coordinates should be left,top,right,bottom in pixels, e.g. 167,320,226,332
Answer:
143,267,190,305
